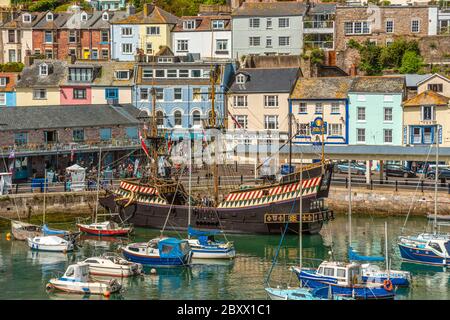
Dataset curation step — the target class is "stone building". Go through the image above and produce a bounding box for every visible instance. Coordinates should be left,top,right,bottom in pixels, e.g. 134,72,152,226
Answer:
0,104,145,179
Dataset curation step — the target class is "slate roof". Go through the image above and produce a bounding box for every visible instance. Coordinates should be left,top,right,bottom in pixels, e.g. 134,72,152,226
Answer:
349,76,405,93
402,74,432,87
16,60,67,88
403,90,450,107
1,12,45,29
90,10,129,29
0,104,144,131
173,15,231,32
416,73,450,86
33,11,72,29
232,1,308,17
307,3,336,14
290,77,353,100
230,68,299,94
112,5,178,24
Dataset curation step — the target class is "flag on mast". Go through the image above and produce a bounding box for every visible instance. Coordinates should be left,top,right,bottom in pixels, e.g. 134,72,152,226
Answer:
139,131,150,158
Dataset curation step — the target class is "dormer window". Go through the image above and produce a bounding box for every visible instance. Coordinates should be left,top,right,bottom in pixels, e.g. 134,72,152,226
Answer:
0,77,7,86
212,20,225,30
46,12,53,21
115,70,130,80
183,20,196,30
22,13,31,23
40,63,48,76
102,12,109,21
81,12,87,21
157,57,173,63
236,74,246,84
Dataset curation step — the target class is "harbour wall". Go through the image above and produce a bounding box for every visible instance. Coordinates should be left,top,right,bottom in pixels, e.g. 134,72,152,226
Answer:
0,187,448,221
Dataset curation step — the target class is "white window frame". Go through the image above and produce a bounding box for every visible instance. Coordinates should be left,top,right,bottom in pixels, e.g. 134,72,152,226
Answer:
0,92,6,105
46,13,53,21
421,105,434,121
264,115,279,130
22,13,31,23
331,102,340,114
411,19,420,33
0,77,6,87
249,36,260,47
39,63,48,76
384,129,393,144
278,18,290,28
216,39,228,51
121,43,133,54
142,69,153,79
212,20,225,30
183,20,196,30
146,26,160,35
177,39,189,52
121,27,133,37
174,88,182,101
44,31,53,44
386,20,394,33
315,103,323,114
329,123,343,136
236,74,246,84
278,36,290,47
115,70,130,80
234,115,248,129
357,128,366,143
249,18,260,28
384,107,393,122
298,102,307,113
357,107,366,122
33,88,47,100
233,95,248,107
264,95,278,108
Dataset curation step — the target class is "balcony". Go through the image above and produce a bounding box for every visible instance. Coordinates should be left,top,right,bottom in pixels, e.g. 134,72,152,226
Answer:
303,21,334,34
0,139,141,158
304,41,334,50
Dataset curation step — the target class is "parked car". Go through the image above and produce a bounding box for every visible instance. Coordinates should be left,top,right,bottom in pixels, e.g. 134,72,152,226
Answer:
334,162,367,175
425,165,450,180
384,164,416,178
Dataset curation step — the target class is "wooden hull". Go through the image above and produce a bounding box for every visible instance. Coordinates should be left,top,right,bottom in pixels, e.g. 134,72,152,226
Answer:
99,164,334,235
11,221,42,241
77,224,132,237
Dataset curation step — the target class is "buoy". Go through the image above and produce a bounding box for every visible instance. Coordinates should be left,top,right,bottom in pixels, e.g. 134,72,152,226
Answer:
46,283,54,291
5,233,11,241
103,291,111,298
150,268,157,275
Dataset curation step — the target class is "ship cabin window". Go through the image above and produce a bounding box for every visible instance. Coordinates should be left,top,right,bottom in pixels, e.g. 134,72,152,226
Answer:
318,267,323,274
161,245,173,254
292,293,306,298
84,259,98,264
336,268,346,279
65,267,74,277
128,247,140,253
323,267,334,277
429,242,442,253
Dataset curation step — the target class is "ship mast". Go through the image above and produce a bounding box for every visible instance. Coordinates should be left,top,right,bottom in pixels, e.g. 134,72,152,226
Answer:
208,65,220,206
149,87,159,180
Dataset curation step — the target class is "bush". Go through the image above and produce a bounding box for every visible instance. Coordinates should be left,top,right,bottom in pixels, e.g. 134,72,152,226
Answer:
28,0,60,11
399,51,423,74
0,62,24,72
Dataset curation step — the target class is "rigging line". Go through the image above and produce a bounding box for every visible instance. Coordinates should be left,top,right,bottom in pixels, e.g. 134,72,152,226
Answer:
401,143,434,234
1,155,22,221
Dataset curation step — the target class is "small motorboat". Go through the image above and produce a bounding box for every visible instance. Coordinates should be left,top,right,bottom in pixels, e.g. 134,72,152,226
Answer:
122,237,192,267
47,263,122,295
77,220,133,237
187,227,236,259
28,235,74,252
11,220,42,240
82,253,143,277
361,263,411,287
292,261,396,300
398,234,450,266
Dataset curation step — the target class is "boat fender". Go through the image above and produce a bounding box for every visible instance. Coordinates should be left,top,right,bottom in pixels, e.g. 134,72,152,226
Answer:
103,291,111,298
383,279,393,292
5,233,11,241
150,268,157,275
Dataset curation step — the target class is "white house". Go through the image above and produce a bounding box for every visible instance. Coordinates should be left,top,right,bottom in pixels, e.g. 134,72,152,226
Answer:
172,15,232,60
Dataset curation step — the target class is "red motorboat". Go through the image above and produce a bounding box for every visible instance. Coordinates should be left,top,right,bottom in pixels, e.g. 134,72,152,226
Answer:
77,220,133,237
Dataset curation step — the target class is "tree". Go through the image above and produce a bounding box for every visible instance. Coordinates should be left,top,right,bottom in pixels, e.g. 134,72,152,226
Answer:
358,40,383,75
379,39,420,69
28,0,61,12
399,51,423,74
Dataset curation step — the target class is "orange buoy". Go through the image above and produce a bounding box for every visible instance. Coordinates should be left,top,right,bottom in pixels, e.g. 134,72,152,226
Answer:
5,233,11,241
103,291,111,298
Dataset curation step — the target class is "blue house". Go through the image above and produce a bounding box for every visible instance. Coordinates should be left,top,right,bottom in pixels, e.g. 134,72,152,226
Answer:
0,73,18,107
348,77,405,146
134,51,234,138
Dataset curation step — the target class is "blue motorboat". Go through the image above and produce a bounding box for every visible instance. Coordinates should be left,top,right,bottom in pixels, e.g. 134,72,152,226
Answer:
292,261,395,300
43,224,70,236
121,237,192,266
187,226,235,259
398,234,450,266
361,264,411,286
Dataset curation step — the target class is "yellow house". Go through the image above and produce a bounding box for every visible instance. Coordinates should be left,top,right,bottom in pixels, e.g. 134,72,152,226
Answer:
402,90,450,147
417,73,450,97
15,60,66,107
111,3,178,60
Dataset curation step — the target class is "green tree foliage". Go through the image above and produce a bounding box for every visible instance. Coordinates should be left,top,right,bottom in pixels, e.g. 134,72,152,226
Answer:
0,62,24,72
399,51,424,74
153,0,226,17
379,39,420,69
28,0,61,12
309,48,325,65
358,40,383,75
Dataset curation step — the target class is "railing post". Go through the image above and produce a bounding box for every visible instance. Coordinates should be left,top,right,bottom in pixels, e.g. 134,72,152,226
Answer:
345,177,348,189
421,180,424,193
241,175,243,184
197,176,200,185
448,183,450,194
370,179,373,190
395,180,398,192
218,176,221,186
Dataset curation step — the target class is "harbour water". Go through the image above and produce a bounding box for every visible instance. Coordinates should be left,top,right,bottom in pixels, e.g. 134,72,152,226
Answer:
0,214,449,300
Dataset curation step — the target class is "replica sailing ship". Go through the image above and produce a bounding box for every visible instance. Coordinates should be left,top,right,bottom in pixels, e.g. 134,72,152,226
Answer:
99,65,334,235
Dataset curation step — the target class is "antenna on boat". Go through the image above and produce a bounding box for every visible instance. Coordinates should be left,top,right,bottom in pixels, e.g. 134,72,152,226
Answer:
188,131,192,239
94,147,102,223
348,159,352,248
43,168,47,226
299,152,303,286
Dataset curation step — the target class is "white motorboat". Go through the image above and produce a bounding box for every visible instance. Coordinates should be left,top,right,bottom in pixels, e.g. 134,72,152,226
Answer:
47,263,122,295
28,235,74,252
188,238,236,259
82,253,143,277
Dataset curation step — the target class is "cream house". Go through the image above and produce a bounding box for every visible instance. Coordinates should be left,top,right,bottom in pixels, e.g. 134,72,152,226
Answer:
417,73,450,96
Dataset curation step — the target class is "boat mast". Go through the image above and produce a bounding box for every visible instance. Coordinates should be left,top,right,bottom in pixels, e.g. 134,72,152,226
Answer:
94,147,102,223
188,133,192,238
348,159,352,247
321,108,325,174
299,152,303,286
149,87,159,180
208,66,220,206
43,168,47,225
434,125,439,234
385,221,389,279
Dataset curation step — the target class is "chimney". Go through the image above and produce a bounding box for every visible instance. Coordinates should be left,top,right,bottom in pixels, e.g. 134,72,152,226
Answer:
144,3,155,16
127,4,136,15
349,64,357,76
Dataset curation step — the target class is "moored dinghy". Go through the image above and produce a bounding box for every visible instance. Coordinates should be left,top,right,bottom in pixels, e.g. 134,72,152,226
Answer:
28,235,74,252
122,237,192,266
77,220,133,237
47,263,121,295
82,253,143,277
11,220,42,240
187,227,235,259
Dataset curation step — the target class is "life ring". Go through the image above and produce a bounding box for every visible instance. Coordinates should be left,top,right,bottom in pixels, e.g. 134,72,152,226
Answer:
383,279,393,291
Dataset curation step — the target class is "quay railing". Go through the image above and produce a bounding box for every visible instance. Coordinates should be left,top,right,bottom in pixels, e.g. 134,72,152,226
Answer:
304,41,334,50
3,174,450,195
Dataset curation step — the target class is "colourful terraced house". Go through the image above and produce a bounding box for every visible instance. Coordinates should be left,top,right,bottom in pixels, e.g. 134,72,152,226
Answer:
0,72,18,107
110,3,179,61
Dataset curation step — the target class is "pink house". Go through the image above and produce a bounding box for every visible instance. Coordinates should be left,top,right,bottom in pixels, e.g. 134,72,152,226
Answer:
60,86,92,105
